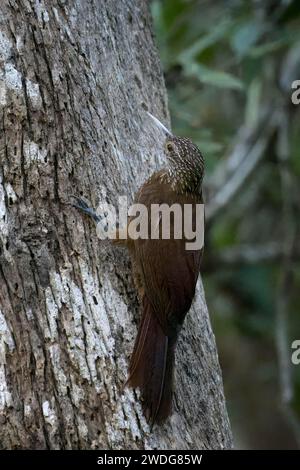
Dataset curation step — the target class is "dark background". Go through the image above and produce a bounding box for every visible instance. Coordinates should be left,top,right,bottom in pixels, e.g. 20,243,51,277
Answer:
152,0,300,449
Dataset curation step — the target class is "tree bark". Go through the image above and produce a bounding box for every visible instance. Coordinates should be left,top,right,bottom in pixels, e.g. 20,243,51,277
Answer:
0,0,232,449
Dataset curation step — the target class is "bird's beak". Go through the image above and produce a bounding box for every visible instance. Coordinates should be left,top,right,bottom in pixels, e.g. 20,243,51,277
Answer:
146,111,173,137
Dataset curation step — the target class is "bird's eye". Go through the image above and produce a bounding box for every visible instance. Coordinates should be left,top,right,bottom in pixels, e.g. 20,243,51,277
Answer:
166,143,174,152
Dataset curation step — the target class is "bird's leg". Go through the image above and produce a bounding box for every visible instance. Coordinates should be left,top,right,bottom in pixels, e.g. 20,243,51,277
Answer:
72,196,128,247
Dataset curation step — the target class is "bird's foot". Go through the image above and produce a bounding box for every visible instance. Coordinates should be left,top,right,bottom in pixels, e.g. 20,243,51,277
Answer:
72,196,101,224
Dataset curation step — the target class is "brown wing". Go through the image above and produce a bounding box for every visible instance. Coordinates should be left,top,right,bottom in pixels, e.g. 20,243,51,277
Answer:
132,172,203,337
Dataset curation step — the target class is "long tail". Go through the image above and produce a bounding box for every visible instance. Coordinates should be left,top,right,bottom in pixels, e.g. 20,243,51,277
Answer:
127,298,175,425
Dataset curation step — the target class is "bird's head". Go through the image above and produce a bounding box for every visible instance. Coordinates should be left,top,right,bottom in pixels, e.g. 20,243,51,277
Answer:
147,112,204,193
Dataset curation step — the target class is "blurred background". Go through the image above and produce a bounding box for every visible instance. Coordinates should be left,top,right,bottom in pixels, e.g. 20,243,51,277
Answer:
151,0,300,449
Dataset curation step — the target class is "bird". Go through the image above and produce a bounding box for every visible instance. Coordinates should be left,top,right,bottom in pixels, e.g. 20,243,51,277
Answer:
73,112,205,426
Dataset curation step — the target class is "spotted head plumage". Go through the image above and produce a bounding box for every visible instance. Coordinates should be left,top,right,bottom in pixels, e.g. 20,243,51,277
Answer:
164,136,204,194
146,111,204,194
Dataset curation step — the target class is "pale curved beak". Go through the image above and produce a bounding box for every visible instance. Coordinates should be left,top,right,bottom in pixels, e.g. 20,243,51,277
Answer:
146,111,173,137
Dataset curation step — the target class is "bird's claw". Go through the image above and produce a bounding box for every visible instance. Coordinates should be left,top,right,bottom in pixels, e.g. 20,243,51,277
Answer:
71,195,101,223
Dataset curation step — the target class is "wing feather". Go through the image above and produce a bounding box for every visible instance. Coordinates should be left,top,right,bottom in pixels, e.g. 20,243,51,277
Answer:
132,172,203,336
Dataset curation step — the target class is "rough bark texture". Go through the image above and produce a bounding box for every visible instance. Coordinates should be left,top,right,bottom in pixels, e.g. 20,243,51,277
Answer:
0,0,232,449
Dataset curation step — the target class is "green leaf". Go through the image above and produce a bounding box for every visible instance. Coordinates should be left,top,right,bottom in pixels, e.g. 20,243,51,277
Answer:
231,21,266,58
186,62,244,90
178,19,233,63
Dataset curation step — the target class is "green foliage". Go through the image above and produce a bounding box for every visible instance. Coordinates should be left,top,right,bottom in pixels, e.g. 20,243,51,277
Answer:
152,0,300,449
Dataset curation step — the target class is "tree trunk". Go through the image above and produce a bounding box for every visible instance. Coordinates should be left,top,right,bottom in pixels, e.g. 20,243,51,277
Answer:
0,0,232,449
